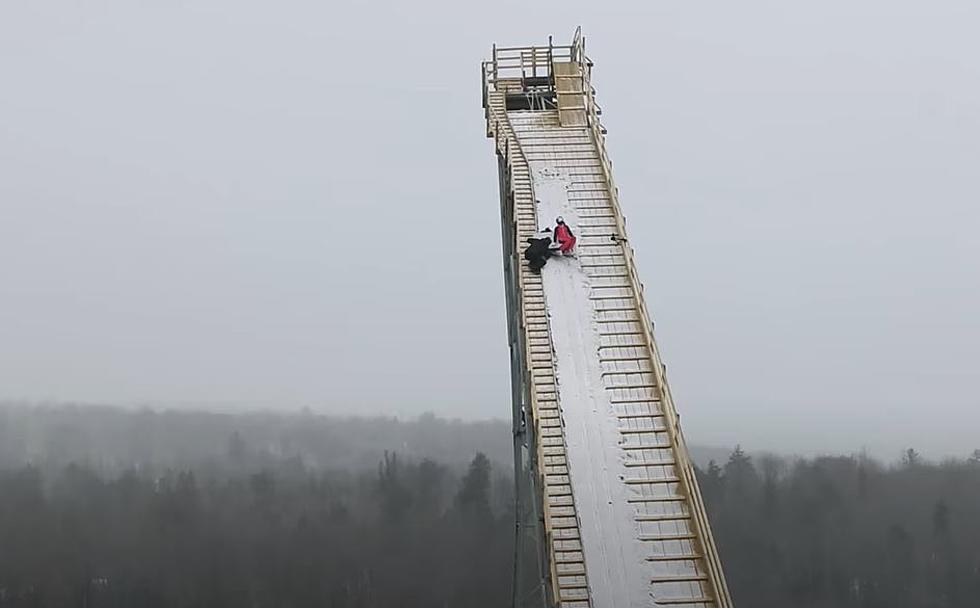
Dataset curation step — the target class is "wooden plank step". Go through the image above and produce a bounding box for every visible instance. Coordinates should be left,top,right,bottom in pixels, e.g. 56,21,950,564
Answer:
635,513,692,523
646,553,702,562
652,574,710,584
653,596,715,606
623,476,681,485
639,533,698,542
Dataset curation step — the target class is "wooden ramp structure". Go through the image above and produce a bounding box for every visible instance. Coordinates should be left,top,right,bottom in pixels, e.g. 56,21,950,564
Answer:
483,30,734,608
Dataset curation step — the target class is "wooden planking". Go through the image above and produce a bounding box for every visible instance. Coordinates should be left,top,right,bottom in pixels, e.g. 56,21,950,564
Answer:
486,91,593,608
510,110,720,607
485,38,732,607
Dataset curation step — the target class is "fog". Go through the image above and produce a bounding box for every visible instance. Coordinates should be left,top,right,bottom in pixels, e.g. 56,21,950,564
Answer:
1,1,977,459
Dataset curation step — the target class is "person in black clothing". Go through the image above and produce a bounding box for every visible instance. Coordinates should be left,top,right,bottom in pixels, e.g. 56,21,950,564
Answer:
523,228,553,273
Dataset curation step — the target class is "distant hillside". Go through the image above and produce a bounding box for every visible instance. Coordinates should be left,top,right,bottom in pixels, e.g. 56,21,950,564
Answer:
0,402,737,474
0,403,511,473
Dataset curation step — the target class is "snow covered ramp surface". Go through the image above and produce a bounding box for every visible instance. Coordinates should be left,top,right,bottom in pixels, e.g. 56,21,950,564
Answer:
532,164,649,607
512,111,719,608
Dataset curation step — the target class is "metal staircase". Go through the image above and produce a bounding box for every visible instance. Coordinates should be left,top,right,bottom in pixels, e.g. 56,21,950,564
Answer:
483,30,733,608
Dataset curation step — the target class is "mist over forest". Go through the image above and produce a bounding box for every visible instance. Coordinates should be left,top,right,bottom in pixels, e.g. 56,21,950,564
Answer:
2,404,979,607
0,403,512,475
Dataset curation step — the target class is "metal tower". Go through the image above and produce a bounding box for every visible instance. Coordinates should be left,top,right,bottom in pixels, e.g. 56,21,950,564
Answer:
483,30,733,608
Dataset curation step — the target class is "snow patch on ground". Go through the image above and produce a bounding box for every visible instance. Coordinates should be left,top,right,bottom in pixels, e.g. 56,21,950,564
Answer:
530,163,650,608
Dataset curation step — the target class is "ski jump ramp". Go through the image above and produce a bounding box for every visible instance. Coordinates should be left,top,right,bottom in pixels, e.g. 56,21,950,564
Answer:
483,31,733,608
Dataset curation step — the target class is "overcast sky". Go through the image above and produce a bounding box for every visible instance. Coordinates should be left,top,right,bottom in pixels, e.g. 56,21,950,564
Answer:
1,1,977,459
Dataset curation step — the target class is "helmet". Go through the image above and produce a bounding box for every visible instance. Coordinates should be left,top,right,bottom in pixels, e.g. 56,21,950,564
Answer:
556,216,565,224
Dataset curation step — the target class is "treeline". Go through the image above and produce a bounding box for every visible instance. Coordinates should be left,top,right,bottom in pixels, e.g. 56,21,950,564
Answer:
3,405,979,607
0,403,512,474
0,404,727,474
699,447,980,608
0,452,513,608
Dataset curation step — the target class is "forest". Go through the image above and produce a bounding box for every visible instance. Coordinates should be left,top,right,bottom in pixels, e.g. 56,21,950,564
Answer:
702,446,980,607
1,404,978,607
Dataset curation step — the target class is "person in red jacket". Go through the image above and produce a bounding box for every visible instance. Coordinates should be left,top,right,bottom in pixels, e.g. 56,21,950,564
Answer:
554,216,577,254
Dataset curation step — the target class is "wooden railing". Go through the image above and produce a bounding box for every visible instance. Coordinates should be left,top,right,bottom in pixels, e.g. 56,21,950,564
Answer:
484,29,733,606
570,31,735,608
487,103,573,608
482,40,576,101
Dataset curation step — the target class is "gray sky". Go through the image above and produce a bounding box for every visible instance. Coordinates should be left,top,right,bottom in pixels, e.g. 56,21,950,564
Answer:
1,1,977,459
